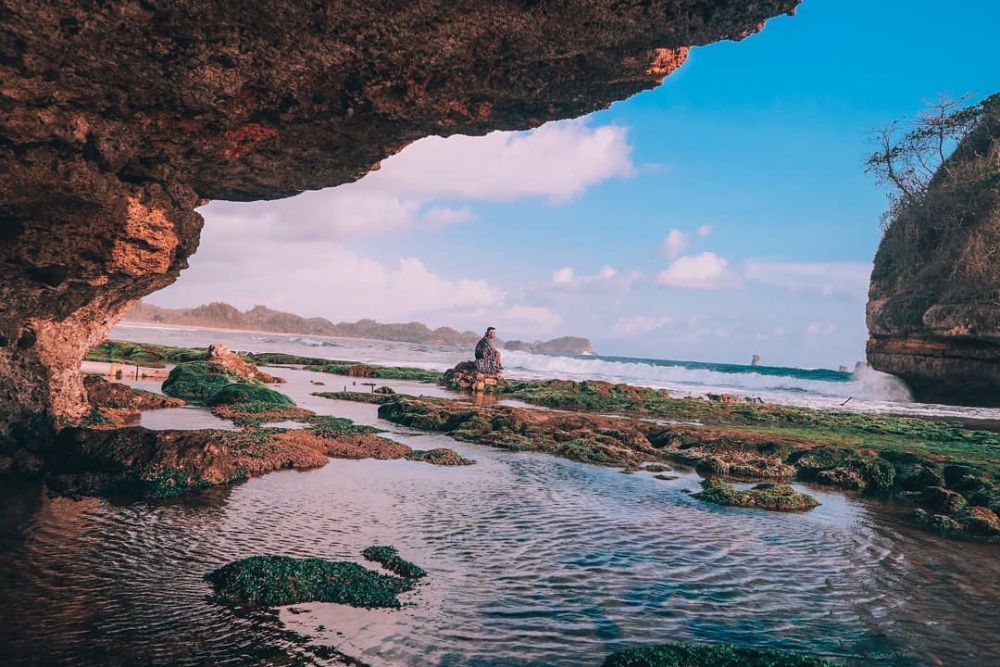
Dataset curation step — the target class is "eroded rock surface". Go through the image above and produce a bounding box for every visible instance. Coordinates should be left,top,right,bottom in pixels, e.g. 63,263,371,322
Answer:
0,0,799,439
867,100,1000,405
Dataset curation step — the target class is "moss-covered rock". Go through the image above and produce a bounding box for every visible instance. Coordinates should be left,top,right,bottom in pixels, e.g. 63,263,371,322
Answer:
362,545,427,579
601,642,834,667
206,382,294,407
86,340,208,368
404,448,475,466
206,555,415,608
694,478,819,512
161,362,246,403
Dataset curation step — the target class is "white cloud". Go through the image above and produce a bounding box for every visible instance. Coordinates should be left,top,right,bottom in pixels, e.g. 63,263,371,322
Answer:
501,305,562,334
611,315,673,337
743,261,872,299
696,224,713,238
374,119,635,203
662,229,689,258
656,252,738,289
805,322,837,337
420,206,477,229
202,118,636,244
552,267,575,284
547,265,641,292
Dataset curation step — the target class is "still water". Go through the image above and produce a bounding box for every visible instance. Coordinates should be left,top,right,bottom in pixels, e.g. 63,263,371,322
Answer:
1,367,998,665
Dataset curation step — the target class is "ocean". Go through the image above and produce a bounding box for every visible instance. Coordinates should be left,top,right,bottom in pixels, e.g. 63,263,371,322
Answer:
110,322,1000,422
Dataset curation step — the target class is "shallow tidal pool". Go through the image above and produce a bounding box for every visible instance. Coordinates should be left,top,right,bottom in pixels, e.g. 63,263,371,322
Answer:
1,369,998,665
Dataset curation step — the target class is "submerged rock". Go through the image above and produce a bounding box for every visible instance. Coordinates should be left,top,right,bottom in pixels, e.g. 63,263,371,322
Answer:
602,642,834,667
206,554,416,609
693,478,819,512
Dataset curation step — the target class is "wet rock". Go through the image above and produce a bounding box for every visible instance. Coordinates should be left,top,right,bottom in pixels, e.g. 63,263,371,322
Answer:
693,478,819,512
82,375,184,428
46,426,329,499
206,554,416,609
442,361,502,393
696,456,730,476
162,361,291,406
920,486,968,514
404,448,475,466
207,343,284,384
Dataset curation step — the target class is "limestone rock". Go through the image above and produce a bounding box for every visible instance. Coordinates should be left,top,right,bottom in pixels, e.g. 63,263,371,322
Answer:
866,97,1000,405
442,361,502,393
0,0,799,438
207,343,283,384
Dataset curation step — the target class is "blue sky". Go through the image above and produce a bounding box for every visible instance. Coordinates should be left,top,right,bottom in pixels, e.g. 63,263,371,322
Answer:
153,0,1000,369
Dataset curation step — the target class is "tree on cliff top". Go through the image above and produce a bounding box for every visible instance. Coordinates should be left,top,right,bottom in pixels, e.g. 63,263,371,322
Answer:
866,93,1000,233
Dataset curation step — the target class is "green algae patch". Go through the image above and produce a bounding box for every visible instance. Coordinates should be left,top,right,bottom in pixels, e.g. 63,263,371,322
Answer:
602,643,834,667
162,361,296,410
362,545,427,579
206,382,294,407
161,362,246,403
206,555,415,608
312,390,396,404
404,448,475,466
303,360,441,383
693,478,819,512
86,339,209,368
305,415,379,438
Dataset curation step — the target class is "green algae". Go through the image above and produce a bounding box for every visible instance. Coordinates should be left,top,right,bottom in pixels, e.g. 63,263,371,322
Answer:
304,415,379,438
206,555,415,608
205,382,294,407
361,545,427,579
693,478,820,512
312,391,395,404
304,362,441,383
404,448,475,466
161,362,246,403
602,643,834,667
86,340,208,368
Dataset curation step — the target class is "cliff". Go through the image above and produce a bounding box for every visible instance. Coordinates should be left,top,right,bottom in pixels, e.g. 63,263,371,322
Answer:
127,301,482,346
126,302,597,352
504,337,595,356
0,0,799,440
866,96,1000,406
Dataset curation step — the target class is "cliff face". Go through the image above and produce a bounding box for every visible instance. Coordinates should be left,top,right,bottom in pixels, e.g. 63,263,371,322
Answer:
127,301,484,346
866,101,1000,406
505,337,595,355
0,0,799,440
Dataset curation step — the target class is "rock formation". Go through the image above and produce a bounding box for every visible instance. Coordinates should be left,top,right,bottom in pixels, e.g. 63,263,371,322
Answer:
504,336,595,355
0,0,799,441
867,97,1000,406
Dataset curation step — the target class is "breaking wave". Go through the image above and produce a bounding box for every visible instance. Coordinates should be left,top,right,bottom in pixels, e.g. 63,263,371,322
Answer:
503,350,913,402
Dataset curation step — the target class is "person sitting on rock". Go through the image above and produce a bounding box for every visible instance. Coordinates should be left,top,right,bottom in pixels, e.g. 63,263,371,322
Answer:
475,326,503,375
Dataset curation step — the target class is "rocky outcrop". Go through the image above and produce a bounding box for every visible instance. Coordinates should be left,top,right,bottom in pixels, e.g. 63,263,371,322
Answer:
206,343,283,384
0,0,799,440
442,361,503,393
867,98,1000,406
503,336,595,355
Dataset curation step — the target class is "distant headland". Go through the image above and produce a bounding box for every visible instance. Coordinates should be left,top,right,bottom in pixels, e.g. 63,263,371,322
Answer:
125,302,595,355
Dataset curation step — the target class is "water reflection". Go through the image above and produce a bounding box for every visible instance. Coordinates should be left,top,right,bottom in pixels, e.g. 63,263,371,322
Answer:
2,368,998,665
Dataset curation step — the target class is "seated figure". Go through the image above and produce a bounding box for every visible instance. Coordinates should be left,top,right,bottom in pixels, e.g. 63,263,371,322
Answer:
474,326,503,375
